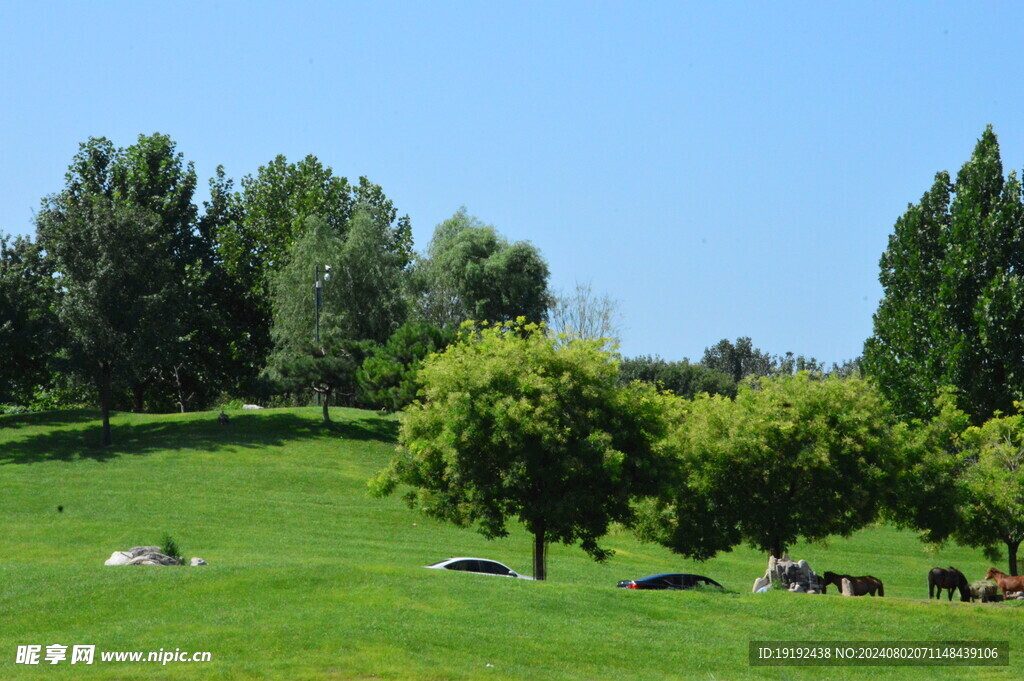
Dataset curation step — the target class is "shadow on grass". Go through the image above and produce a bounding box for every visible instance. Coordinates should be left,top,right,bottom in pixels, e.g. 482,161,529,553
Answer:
0,409,103,430
0,411,399,465
328,417,400,442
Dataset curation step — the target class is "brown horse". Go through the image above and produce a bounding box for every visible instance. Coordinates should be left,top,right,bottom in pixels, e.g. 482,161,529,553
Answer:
928,567,970,602
985,568,1024,597
822,571,884,596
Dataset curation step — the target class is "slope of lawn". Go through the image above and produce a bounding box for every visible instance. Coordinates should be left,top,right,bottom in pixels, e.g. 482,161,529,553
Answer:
0,407,1021,680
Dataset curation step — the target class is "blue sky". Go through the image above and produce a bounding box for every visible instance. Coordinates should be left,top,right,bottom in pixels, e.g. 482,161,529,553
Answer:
3,1,1023,363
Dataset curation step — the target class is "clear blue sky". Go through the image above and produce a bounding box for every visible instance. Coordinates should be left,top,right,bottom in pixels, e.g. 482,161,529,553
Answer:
3,1,1022,363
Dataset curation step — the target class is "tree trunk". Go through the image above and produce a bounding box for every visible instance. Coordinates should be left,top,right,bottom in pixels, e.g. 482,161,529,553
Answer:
1008,540,1020,576
533,523,546,581
322,388,331,423
132,382,145,413
770,539,785,560
100,363,113,447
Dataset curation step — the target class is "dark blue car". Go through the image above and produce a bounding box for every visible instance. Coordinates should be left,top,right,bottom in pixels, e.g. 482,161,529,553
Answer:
617,573,724,590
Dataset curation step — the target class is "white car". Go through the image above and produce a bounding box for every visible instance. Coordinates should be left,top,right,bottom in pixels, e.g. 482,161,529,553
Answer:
425,557,534,580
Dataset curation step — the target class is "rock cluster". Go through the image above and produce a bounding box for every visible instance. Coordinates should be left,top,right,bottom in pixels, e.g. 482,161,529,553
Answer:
104,546,207,567
752,555,823,594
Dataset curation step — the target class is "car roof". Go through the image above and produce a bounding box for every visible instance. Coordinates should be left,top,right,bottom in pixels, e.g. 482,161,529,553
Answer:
432,557,510,566
635,573,722,584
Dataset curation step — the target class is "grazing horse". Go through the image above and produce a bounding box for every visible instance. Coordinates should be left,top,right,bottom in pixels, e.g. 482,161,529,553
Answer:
985,568,1024,597
928,567,970,602
822,571,884,596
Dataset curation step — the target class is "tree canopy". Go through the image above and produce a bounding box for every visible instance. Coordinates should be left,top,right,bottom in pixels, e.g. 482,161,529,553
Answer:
637,373,902,560
371,320,673,580
864,126,1024,423
411,209,552,327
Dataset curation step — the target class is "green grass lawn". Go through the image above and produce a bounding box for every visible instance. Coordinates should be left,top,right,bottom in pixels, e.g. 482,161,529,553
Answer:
1,407,1021,680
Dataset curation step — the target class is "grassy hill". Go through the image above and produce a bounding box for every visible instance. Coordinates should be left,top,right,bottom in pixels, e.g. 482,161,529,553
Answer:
0,407,1021,680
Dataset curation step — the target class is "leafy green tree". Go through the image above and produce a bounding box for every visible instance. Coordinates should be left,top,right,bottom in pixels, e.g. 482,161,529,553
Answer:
954,410,1024,575
638,373,902,560
36,195,172,445
214,157,412,384
882,390,971,547
0,234,57,405
328,211,409,344
266,211,409,417
864,126,1024,423
217,156,412,300
700,337,779,382
357,321,456,411
36,134,219,415
371,320,674,580
272,337,373,422
111,134,201,411
620,355,736,399
411,209,552,327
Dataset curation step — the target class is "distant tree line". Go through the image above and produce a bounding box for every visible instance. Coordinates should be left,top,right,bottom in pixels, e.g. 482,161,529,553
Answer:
3,133,859,431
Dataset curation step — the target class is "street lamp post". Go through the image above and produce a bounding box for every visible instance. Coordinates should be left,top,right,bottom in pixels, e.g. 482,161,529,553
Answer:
314,264,331,406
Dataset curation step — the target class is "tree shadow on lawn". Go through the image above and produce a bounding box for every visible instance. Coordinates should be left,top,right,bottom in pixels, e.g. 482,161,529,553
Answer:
0,409,104,430
0,412,393,465
327,416,399,442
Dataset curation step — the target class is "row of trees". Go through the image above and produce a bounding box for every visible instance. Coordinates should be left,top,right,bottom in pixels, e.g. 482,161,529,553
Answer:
374,322,1024,580
376,126,1024,580
3,132,837,436
0,134,564,436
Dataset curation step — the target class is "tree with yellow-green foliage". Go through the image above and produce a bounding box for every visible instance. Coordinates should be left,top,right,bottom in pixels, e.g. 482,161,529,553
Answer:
371,320,674,580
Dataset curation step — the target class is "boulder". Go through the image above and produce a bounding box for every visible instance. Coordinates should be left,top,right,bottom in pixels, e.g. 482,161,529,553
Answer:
242,404,263,410
105,546,181,566
841,578,854,597
104,551,133,566
190,557,207,566
752,555,824,594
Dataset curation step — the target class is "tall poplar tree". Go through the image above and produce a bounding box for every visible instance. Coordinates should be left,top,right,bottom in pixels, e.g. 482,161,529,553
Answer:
864,126,1024,423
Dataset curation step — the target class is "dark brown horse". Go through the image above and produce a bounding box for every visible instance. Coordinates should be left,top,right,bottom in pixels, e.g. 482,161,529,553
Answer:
822,571,884,596
985,567,1024,597
928,567,970,602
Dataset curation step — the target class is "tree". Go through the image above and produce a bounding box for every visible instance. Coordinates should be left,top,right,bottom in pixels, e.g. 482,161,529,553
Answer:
35,134,219,416
637,373,902,560
548,281,622,345
272,337,372,422
411,209,552,327
214,157,412,385
328,210,409,345
357,321,456,411
0,234,57,405
700,337,779,382
111,133,201,411
36,196,172,445
217,156,412,301
954,410,1024,575
371,320,673,580
266,210,409,417
864,126,1024,424
619,355,736,399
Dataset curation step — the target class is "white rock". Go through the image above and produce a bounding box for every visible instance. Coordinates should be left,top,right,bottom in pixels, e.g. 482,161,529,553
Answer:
242,404,263,410
841,578,855,597
104,551,133,566
190,557,207,566
753,575,771,592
